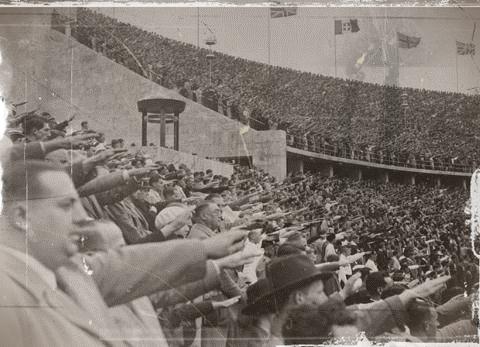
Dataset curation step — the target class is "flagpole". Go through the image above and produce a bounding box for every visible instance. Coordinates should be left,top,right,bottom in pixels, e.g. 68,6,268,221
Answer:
397,44,400,87
267,8,271,65
197,7,200,48
456,50,459,92
334,20,337,77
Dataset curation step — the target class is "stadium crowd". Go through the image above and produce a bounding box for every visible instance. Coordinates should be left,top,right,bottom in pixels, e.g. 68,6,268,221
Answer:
52,8,480,173
0,101,478,346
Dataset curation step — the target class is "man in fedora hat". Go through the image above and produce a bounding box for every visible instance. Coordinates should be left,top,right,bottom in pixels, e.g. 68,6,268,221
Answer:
264,254,339,345
264,254,449,345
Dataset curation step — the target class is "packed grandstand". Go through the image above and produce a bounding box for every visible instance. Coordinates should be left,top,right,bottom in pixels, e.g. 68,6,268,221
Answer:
0,7,478,346
52,8,480,172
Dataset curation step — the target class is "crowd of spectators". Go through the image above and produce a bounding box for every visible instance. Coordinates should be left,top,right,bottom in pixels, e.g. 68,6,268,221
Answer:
0,99,478,345
52,8,480,173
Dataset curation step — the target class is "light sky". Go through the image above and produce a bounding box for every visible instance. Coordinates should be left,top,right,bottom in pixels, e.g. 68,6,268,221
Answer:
96,6,480,93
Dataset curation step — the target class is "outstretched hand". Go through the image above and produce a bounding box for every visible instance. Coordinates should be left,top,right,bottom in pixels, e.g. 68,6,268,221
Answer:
212,296,241,309
84,148,128,166
202,229,248,259
127,166,158,179
213,248,263,269
399,275,450,306
64,133,100,149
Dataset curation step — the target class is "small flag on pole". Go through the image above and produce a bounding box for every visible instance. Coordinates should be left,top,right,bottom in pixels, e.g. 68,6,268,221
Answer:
397,32,421,49
334,19,360,35
456,41,476,55
270,7,297,19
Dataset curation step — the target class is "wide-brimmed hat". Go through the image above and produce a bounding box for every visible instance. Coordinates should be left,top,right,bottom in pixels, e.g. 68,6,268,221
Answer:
266,254,332,297
241,278,277,315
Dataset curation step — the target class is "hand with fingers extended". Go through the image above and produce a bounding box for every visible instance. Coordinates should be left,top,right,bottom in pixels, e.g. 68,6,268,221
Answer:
127,166,158,179
107,150,131,162
63,133,100,149
212,296,241,309
213,248,264,269
41,133,100,155
202,229,248,259
83,148,128,169
399,275,451,306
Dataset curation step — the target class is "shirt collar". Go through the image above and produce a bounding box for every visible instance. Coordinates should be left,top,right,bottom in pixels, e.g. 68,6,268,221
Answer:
0,245,57,290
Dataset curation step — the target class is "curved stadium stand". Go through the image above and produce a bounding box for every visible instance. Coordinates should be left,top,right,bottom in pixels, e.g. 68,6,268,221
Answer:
53,8,480,173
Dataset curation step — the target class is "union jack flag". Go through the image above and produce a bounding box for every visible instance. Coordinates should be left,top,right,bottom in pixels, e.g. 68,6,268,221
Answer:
456,41,475,55
270,7,297,19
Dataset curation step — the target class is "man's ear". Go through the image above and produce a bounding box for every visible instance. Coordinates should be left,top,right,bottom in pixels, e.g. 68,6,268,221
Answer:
11,204,28,232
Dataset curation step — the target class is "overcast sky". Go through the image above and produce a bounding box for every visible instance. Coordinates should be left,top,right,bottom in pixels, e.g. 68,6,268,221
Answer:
96,6,480,93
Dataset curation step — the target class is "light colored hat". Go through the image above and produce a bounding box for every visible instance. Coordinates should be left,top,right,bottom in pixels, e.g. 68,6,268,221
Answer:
155,205,189,230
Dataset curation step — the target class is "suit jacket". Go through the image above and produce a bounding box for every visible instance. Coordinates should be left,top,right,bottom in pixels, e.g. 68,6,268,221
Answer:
0,239,208,347
8,142,45,161
188,223,217,240
150,261,220,310
188,224,243,329
0,248,111,347
77,171,127,198
104,197,152,244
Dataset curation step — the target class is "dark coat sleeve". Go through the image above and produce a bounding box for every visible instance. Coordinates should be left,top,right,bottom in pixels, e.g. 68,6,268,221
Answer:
9,142,45,161
168,301,214,327
84,239,208,307
150,260,220,309
348,295,407,337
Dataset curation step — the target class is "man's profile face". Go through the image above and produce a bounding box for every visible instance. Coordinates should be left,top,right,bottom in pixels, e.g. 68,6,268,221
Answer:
172,189,183,200
203,203,222,230
34,123,51,141
20,171,89,270
299,280,328,306
152,180,164,193
211,196,226,209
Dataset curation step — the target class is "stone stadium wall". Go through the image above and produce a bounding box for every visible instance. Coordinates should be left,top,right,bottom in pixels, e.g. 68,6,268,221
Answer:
1,8,286,180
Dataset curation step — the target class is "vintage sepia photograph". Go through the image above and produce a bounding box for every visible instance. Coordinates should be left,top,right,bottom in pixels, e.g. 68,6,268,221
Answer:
0,2,479,346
